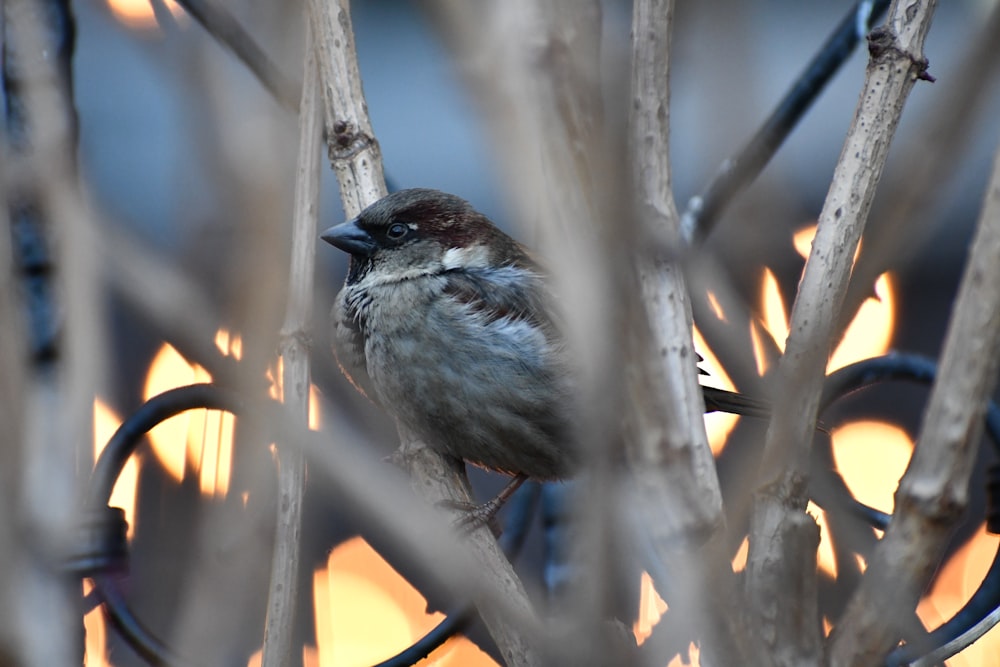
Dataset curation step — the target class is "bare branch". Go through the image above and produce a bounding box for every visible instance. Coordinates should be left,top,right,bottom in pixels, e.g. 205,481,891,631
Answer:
828,128,1000,667
744,1,939,663
628,0,723,550
3,0,100,662
259,20,322,667
628,2,753,662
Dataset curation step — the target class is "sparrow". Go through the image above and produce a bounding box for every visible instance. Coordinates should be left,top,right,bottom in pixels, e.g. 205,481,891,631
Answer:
321,189,769,512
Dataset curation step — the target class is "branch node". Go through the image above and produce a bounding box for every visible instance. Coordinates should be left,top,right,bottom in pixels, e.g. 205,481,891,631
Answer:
867,26,933,82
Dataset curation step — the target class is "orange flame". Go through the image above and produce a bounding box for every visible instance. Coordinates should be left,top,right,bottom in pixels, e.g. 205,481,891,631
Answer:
310,537,497,667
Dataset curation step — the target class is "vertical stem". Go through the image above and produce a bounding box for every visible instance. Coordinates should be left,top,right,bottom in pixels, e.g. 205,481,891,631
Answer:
4,0,95,664
260,20,323,667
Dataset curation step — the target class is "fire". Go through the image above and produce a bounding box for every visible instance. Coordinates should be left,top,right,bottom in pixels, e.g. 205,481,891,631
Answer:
310,537,497,667
105,0,186,30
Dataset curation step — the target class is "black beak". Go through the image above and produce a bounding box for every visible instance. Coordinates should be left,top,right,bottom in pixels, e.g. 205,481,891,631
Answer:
320,219,377,258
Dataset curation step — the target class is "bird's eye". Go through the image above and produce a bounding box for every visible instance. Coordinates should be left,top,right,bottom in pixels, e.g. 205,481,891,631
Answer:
386,222,410,240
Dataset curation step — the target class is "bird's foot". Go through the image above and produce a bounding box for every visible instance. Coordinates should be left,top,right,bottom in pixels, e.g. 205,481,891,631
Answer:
438,474,528,537
439,497,504,537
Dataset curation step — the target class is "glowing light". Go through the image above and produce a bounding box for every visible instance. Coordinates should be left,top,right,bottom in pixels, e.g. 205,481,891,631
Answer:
917,525,1000,666
83,580,112,666
269,356,323,431
144,343,198,481
706,290,727,322
731,536,749,572
312,537,498,667
827,273,895,373
666,643,701,667
807,501,838,578
758,268,790,355
633,571,668,645
830,421,912,515
793,224,817,259
94,399,139,540
749,321,771,377
766,224,893,374
692,326,740,455
106,0,185,30
143,334,236,497
309,384,322,431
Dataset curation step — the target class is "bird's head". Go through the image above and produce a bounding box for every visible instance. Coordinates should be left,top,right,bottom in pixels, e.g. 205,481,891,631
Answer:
321,188,526,285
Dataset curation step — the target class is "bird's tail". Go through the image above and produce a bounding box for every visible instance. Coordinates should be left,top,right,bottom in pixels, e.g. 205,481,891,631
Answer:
701,386,772,420
701,385,831,434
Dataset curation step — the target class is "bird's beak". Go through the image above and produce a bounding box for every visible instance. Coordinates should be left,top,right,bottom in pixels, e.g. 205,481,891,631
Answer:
321,219,377,258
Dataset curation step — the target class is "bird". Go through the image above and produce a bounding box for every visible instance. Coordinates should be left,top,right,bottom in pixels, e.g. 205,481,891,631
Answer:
321,188,770,518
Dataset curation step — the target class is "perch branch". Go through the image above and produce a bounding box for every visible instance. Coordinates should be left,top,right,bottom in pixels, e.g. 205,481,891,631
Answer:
744,2,938,664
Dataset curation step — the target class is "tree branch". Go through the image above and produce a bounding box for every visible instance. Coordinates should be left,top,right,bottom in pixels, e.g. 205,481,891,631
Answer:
259,18,322,667
744,2,939,664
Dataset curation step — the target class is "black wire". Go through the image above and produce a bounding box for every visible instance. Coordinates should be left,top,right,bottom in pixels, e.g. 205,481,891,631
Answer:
86,384,247,666
683,0,891,244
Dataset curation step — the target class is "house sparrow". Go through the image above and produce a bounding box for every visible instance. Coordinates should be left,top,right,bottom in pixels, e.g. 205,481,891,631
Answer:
321,189,769,505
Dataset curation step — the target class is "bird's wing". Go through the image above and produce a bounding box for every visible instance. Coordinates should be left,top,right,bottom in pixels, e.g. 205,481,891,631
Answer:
441,265,561,340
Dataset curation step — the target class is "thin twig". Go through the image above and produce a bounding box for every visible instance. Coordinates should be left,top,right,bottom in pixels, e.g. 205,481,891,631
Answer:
172,0,300,112
828,128,1000,667
259,19,322,667
744,2,939,664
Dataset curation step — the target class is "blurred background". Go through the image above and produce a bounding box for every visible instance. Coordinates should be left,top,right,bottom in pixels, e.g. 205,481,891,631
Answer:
46,0,1000,664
